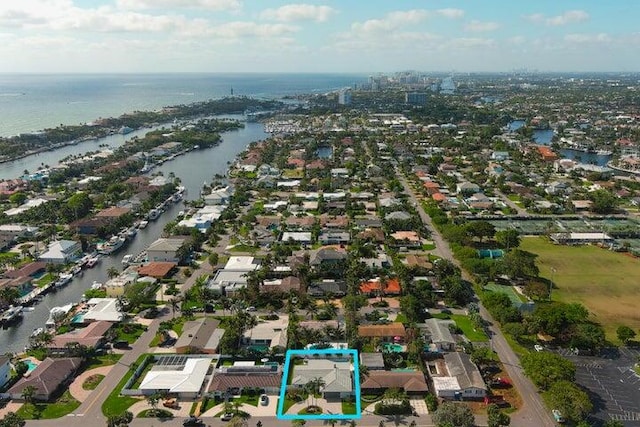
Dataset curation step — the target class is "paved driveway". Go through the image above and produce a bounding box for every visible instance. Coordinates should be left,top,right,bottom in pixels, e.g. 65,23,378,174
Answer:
409,397,429,415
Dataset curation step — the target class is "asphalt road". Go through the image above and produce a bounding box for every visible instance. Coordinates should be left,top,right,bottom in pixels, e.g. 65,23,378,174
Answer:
399,173,556,427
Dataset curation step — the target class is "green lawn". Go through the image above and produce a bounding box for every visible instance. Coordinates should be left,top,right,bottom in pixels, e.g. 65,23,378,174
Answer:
451,314,489,342
342,400,357,414
521,236,640,342
34,273,55,288
17,391,80,419
101,355,148,417
114,323,146,344
82,374,105,390
395,312,408,324
86,354,122,369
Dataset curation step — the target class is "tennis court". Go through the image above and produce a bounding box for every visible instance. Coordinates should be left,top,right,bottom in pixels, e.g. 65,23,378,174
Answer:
484,282,526,307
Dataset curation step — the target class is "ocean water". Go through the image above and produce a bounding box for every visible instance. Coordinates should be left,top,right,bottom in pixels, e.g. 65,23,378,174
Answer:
0,73,365,137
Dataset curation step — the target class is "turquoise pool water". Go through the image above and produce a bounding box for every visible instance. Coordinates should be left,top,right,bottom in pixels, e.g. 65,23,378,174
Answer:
71,313,85,323
383,343,403,352
392,368,417,372
20,359,38,373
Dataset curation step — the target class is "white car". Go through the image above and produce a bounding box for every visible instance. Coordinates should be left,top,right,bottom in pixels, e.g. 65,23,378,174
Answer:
534,344,544,352
259,394,269,406
220,413,234,421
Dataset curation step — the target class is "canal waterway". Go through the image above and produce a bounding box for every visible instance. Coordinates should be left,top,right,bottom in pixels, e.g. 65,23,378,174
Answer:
0,119,268,354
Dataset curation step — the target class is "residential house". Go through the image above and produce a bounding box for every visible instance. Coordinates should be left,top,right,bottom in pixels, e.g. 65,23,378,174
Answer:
404,255,433,271
359,353,385,371
356,228,385,243
146,237,187,263
242,317,288,351
137,262,177,279
290,358,353,399
310,248,348,267
8,357,82,401
384,211,412,221
208,365,281,398
81,298,125,323
4,261,47,280
432,352,487,400
418,318,456,352
47,321,112,355
208,256,260,295
456,182,480,195
390,231,421,248
175,319,223,354
361,371,429,395
280,232,312,244
358,323,406,343
360,278,401,297
318,230,351,246
308,280,347,297
204,186,232,205
39,240,81,264
139,355,214,399
260,276,302,294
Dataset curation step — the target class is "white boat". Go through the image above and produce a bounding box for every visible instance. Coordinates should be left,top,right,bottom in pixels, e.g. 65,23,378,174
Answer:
98,236,126,255
138,220,149,229
45,303,74,328
71,265,82,275
90,281,103,290
31,327,44,337
1,305,24,324
122,254,133,265
22,307,35,312
55,273,73,288
126,227,137,238
86,256,100,268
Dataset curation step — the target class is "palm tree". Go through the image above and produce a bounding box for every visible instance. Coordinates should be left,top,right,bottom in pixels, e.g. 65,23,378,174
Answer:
107,266,120,280
146,392,161,416
168,296,182,318
305,377,325,407
21,385,37,404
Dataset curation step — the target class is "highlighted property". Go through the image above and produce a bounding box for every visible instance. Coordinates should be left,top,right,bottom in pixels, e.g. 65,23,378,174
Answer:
277,348,361,420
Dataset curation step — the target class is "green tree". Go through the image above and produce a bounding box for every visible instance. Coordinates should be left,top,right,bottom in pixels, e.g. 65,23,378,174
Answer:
603,421,625,427
547,380,593,422
432,402,475,427
0,412,26,427
521,352,575,390
495,229,521,250
487,404,510,427
107,266,120,279
8,192,27,206
616,325,636,344
589,189,619,214
500,249,539,278
466,220,495,243
20,385,37,405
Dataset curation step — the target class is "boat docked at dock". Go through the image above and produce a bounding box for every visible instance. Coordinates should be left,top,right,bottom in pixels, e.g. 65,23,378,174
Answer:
97,236,126,255
86,256,100,268
55,273,73,289
122,254,133,266
45,303,75,329
138,220,149,229
1,305,23,325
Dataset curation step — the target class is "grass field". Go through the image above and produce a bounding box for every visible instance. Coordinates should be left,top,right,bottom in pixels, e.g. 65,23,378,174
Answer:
484,282,527,306
451,314,489,342
521,237,640,341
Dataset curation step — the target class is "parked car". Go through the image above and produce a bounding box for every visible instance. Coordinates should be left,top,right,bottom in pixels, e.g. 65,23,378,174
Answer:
552,409,566,423
220,413,234,421
259,394,269,406
534,344,544,352
489,377,512,388
113,340,130,349
246,306,256,312
183,416,204,426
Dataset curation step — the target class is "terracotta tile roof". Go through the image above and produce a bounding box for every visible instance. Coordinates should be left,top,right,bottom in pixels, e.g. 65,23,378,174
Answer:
361,371,429,393
137,262,177,278
96,206,131,218
432,193,446,202
358,323,405,338
49,321,112,349
360,278,401,294
4,261,47,279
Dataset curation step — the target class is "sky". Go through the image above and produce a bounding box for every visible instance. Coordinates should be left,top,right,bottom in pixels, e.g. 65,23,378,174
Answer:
1,0,639,73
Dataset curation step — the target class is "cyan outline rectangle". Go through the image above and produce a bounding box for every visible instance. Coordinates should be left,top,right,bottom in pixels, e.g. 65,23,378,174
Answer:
277,348,361,420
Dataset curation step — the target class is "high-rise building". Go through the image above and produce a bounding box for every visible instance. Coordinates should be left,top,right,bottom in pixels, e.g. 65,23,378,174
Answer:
338,89,352,105
405,92,428,106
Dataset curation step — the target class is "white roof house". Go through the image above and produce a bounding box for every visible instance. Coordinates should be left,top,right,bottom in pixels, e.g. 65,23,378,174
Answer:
39,240,81,264
83,298,124,322
4,198,49,216
291,358,353,398
139,356,214,398
224,256,261,271
281,232,312,243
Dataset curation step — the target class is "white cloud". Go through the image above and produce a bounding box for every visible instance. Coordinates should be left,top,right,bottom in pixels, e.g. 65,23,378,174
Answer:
260,4,336,23
564,33,611,44
209,21,298,38
115,0,241,11
525,10,589,26
436,8,465,19
351,9,429,34
464,20,500,32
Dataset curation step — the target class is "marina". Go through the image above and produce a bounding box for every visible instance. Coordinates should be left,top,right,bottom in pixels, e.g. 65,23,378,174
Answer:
0,118,267,353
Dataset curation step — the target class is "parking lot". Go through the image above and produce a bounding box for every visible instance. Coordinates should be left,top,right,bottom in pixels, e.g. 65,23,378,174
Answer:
558,347,640,426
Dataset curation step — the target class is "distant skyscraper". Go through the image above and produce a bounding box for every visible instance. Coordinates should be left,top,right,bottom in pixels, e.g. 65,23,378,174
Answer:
338,89,352,105
405,92,428,106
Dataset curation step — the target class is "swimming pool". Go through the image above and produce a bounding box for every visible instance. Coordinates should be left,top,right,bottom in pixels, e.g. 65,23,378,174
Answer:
20,359,38,373
382,343,404,353
71,312,86,323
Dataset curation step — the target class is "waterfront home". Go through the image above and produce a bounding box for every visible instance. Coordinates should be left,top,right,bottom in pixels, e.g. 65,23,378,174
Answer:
47,321,112,355
38,240,82,264
146,237,187,263
8,357,82,401
4,261,47,280
137,262,177,279
82,298,125,322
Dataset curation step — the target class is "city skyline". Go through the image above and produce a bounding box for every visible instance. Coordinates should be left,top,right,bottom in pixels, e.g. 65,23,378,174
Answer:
1,0,639,73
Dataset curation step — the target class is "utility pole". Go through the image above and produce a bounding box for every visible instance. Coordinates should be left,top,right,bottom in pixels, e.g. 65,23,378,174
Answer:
549,268,556,301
